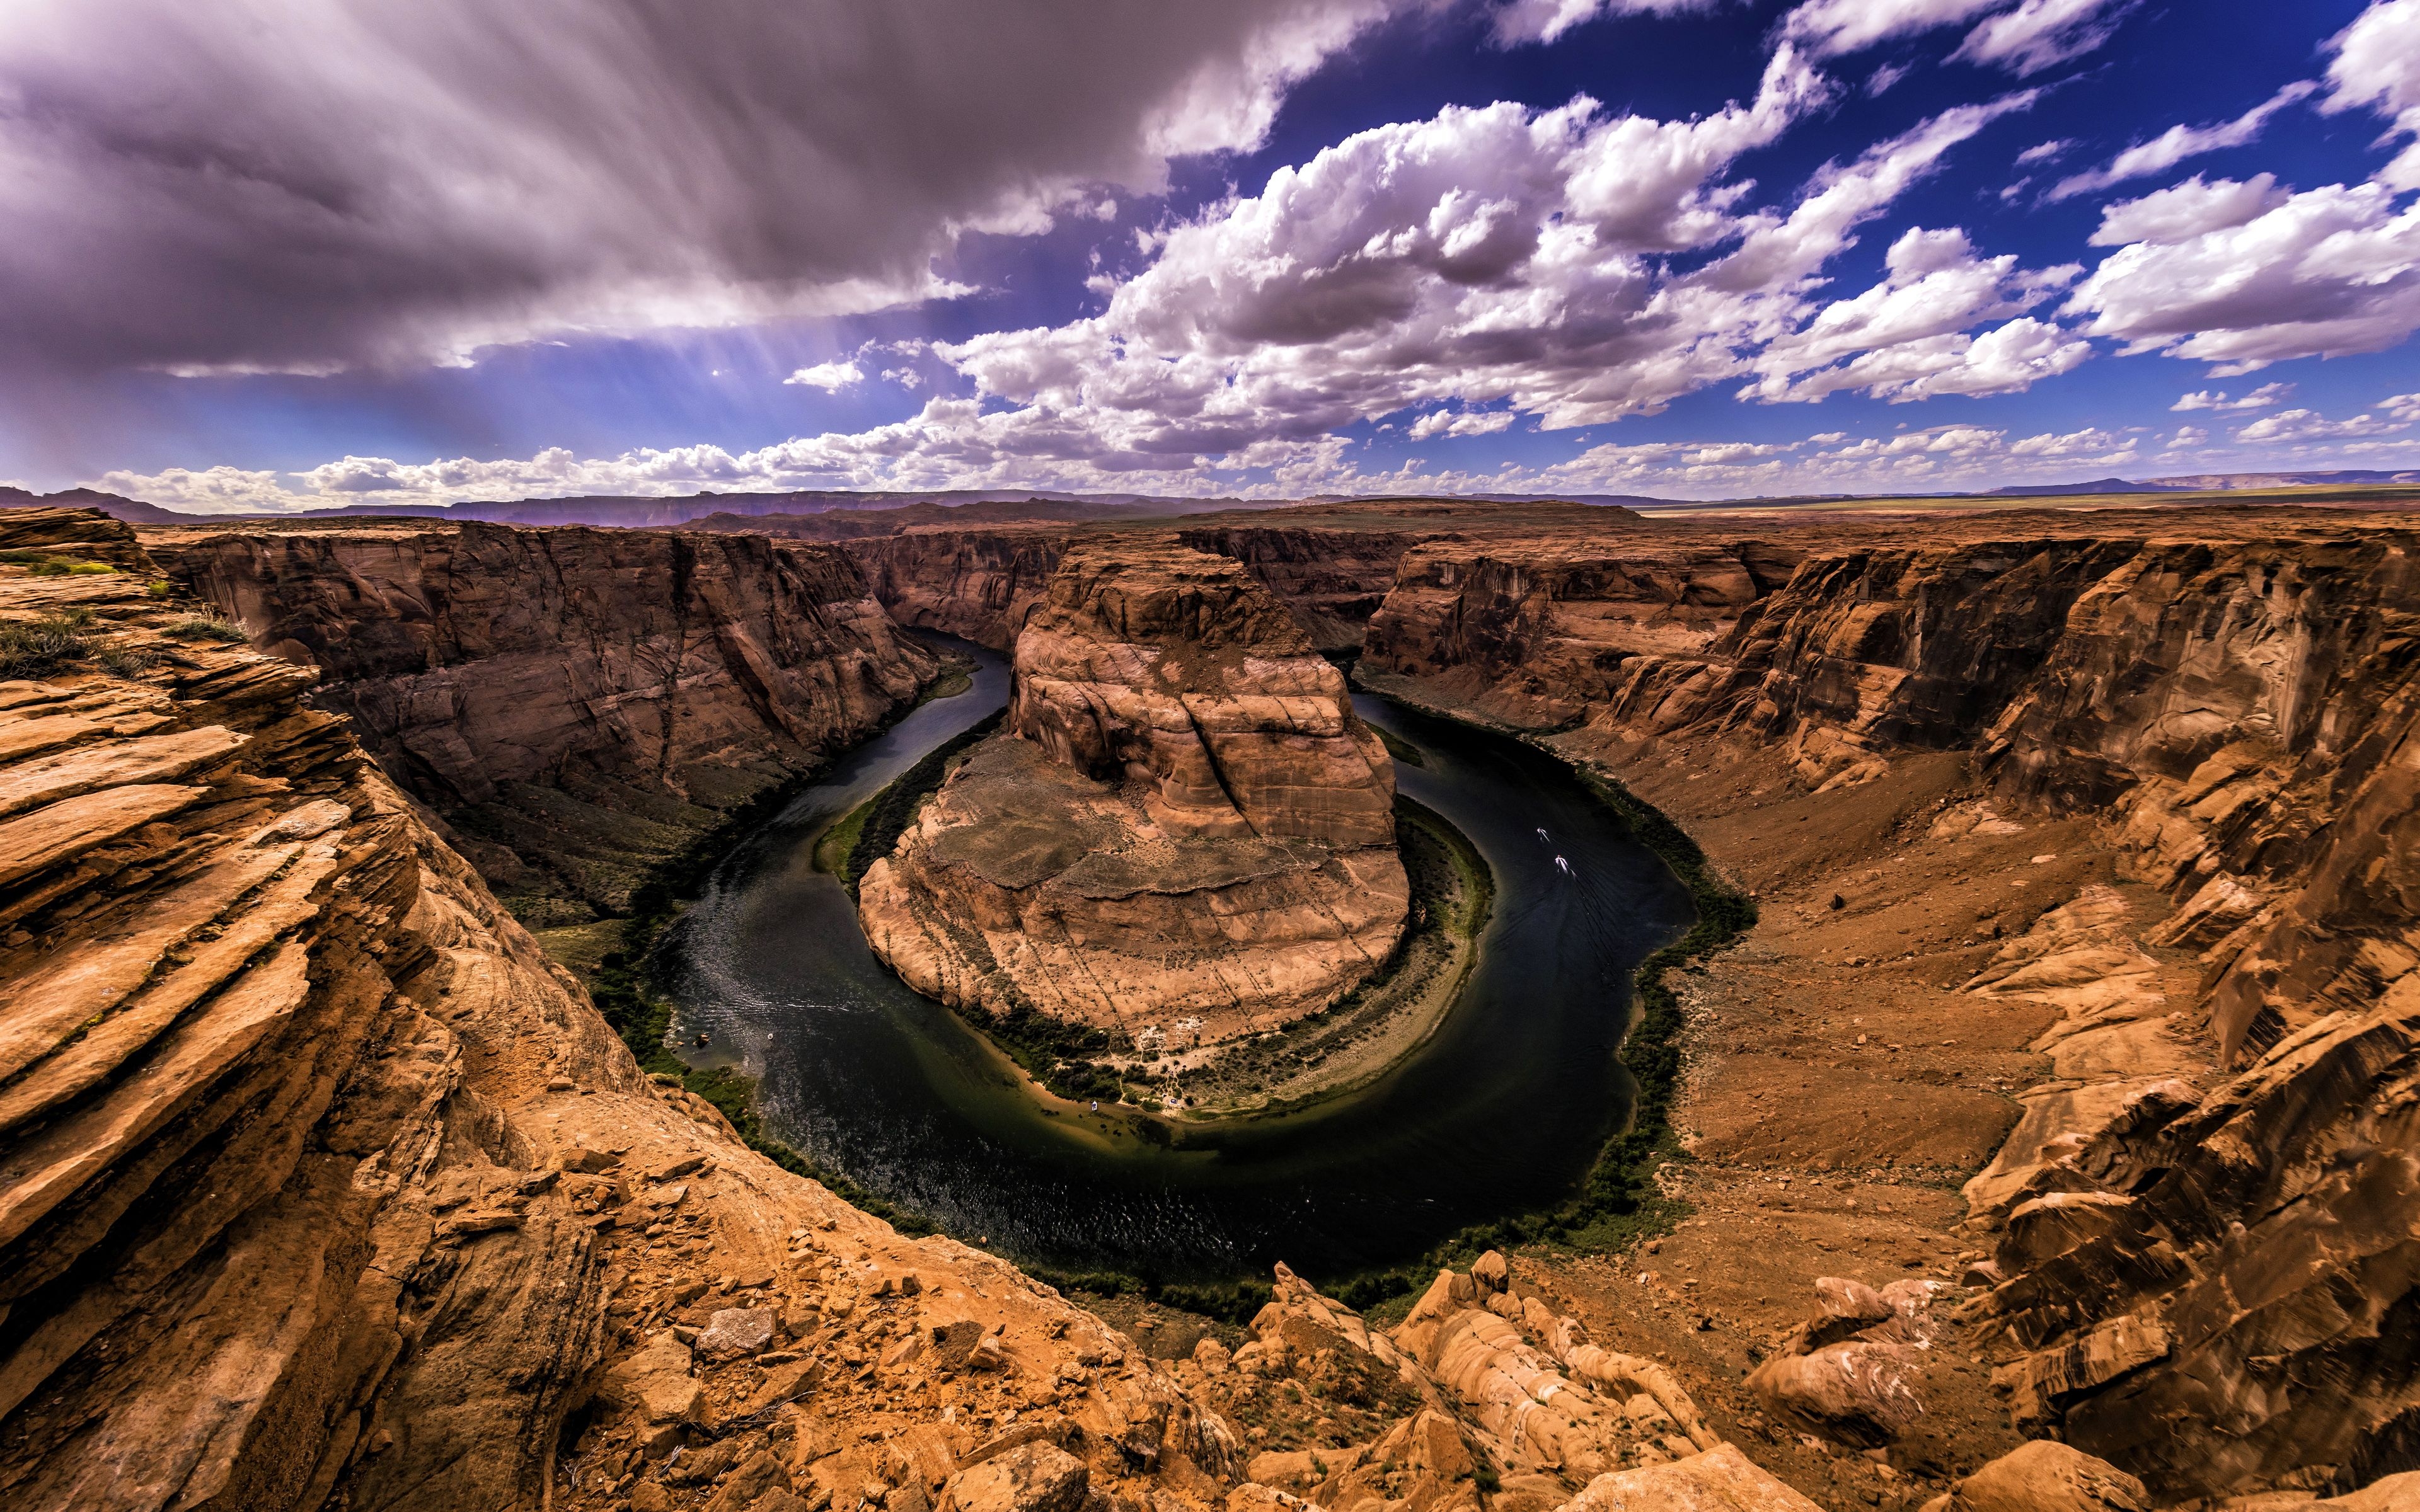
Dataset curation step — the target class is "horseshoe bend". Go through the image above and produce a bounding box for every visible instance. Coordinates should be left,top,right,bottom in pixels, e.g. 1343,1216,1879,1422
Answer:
3,488,2420,1511
8,8,2420,1504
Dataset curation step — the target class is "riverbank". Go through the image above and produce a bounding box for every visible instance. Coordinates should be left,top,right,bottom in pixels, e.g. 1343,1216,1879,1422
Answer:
530,648,984,1236
1155,795,1490,1116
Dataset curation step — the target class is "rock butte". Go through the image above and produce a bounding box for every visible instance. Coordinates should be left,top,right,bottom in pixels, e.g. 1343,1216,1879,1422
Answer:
859,542,1409,1046
5,494,2420,1509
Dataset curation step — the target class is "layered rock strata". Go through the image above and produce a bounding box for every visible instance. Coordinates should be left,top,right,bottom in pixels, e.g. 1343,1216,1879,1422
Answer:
1357,512,2420,1501
0,503,1890,1512
848,520,1414,655
860,544,1407,1045
846,528,1070,651
160,522,939,922
1170,525,1417,651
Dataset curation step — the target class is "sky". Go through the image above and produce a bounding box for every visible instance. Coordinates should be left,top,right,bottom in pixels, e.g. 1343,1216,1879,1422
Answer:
3,0,2418,510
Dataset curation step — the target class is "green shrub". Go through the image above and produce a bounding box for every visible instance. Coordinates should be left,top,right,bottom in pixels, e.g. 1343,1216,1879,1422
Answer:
0,549,113,575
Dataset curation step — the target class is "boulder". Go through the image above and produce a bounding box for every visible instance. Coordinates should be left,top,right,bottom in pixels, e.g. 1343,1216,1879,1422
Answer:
1562,1443,1823,1511
1927,1441,2146,1511
602,1333,705,1426
1746,1341,1923,1449
706,1450,797,1512
1792,1277,1893,1353
942,1442,1090,1512
701,1306,778,1361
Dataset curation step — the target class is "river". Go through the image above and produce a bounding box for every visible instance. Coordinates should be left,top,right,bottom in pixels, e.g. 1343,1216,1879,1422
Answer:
660,638,1695,1281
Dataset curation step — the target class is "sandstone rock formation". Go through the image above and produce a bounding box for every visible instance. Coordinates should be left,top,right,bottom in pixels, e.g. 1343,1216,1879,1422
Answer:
848,529,1069,651
847,513,1415,656
1354,510,2420,1503
0,515,1252,1512
1172,525,1416,652
860,544,1407,1045
160,522,940,922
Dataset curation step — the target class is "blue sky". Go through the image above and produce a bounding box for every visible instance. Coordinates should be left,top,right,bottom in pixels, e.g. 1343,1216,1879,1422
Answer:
3,0,2417,508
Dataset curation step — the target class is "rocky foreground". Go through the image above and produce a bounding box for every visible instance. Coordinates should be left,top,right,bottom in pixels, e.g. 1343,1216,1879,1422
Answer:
860,543,1407,1048
15,495,2420,1510
1349,505,2420,1504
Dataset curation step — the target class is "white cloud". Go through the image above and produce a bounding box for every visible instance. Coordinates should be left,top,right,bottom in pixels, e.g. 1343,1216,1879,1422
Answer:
2170,382,2293,411
1867,62,1911,96
2067,180,2420,373
1487,0,1715,45
1780,0,2128,74
1744,226,2085,401
2324,0,2420,189
2232,406,2406,442
785,360,865,391
1407,408,1519,438
2048,83,2319,200
2088,174,2291,246
2015,137,2071,164
1952,0,2135,77
1780,0,2003,59
95,397,2420,513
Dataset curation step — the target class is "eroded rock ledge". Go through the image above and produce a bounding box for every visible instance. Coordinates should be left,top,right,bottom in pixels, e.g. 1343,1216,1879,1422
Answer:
860,543,1407,1048
157,521,941,924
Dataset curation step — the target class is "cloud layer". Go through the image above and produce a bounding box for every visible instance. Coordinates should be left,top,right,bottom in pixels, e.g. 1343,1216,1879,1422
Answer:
0,0,1408,375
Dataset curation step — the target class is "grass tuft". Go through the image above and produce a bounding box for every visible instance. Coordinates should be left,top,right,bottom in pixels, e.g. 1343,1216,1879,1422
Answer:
0,612,94,679
161,610,250,643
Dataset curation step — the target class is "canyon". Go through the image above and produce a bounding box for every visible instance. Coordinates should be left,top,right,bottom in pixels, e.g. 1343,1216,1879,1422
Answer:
858,542,1408,1051
6,495,2420,1511
156,521,940,927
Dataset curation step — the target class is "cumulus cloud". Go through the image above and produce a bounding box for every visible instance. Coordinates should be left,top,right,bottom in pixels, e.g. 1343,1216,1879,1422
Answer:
2231,406,2406,443
2171,382,2293,411
785,360,865,392
2087,174,2292,245
0,0,1410,377
2067,179,2420,372
1407,408,1520,438
94,58,2084,505
1744,225,2085,401
2048,83,2318,200
2324,0,2420,188
107,397,2420,511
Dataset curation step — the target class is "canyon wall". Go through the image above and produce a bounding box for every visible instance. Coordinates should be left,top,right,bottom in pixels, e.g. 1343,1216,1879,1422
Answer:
1170,525,1417,651
0,510,1266,1512
1362,517,2420,1499
162,524,940,923
860,542,1407,1048
848,523,1415,654
844,528,1069,651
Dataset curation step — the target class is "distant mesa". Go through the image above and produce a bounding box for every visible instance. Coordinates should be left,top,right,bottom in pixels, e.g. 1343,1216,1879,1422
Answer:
856,541,1409,1048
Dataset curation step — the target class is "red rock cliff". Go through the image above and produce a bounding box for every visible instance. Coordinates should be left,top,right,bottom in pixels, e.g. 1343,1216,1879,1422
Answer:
160,522,940,922
1360,513,2420,1499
